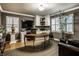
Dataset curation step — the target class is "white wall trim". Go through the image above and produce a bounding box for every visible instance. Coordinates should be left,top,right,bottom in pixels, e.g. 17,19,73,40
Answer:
1,10,35,17
50,6,79,16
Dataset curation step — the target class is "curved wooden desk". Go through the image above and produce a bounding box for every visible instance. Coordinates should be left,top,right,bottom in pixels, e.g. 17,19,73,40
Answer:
24,33,49,48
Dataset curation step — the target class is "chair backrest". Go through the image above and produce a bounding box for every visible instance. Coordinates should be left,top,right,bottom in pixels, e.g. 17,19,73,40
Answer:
49,32,54,38
6,33,11,42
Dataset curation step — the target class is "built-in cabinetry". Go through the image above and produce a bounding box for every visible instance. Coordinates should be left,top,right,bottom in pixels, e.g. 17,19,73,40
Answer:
35,15,50,32
35,15,40,26
35,15,50,40
45,15,50,26
40,17,45,26
35,15,50,26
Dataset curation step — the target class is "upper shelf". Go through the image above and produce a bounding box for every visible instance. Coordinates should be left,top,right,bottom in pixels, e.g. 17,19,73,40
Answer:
35,26,50,27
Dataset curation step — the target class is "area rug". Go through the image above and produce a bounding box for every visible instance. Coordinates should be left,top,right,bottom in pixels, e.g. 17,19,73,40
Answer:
4,41,58,56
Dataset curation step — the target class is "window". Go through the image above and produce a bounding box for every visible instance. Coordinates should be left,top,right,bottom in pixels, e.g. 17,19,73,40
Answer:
60,15,67,32
6,16,19,33
66,14,74,34
55,17,60,32
51,18,56,32
51,14,74,34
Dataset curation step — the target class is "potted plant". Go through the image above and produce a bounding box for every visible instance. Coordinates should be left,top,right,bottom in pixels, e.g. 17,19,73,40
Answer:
0,25,5,55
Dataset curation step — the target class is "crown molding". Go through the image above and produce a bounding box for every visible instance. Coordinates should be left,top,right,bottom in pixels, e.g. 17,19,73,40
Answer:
50,6,79,16
0,5,35,17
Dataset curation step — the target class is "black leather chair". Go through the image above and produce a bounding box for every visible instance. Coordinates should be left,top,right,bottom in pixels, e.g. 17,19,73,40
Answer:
5,33,11,43
68,40,79,47
49,32,54,41
58,42,79,56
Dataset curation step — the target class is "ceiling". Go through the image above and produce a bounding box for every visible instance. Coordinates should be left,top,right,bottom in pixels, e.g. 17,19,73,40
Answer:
0,3,79,16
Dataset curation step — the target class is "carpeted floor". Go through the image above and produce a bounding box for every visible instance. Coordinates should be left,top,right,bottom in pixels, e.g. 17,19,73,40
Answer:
4,40,58,56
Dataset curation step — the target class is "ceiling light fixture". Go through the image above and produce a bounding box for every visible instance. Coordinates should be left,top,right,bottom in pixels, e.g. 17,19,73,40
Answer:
39,4,45,11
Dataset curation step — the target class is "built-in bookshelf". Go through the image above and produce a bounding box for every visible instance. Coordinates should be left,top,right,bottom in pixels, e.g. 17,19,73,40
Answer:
35,15,50,31
40,17,45,26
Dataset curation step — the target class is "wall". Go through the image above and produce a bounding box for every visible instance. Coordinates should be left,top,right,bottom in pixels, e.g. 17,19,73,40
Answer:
0,11,1,25
74,13,79,40
1,13,6,28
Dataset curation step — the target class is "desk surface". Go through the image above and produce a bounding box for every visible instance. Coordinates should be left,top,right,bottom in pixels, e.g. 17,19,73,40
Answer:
25,33,49,37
